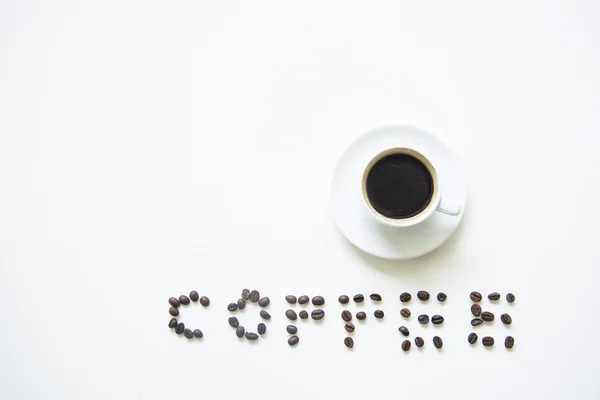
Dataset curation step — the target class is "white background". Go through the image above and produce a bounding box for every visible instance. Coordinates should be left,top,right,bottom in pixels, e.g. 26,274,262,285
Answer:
1,1,599,399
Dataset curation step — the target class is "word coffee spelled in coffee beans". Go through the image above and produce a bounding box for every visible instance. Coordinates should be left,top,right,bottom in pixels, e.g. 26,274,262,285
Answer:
169,297,180,307
176,322,185,334
312,296,325,306
311,309,325,320
338,295,350,304
286,325,297,334
431,315,444,325
414,337,424,348
402,340,411,351
471,304,482,317
374,310,384,319
400,308,411,318
169,307,179,317
249,290,260,303
481,311,494,322
400,292,411,302
184,328,193,339
258,297,270,307
298,295,309,305
341,310,352,322
505,336,514,349
241,289,250,300
193,329,203,338
260,310,271,320
433,336,443,349
286,310,297,320
488,292,500,301
168,318,178,329
471,318,483,327
398,326,410,336
437,292,447,302
200,296,210,306
227,303,238,312
370,293,382,301
506,293,516,303
470,291,482,302
257,323,266,335
345,322,355,332
468,333,478,344
344,337,354,348
299,310,308,319
236,326,245,338
245,332,259,341
237,298,246,309
189,291,199,302
288,336,299,346
179,295,190,305
228,317,239,328
482,336,494,347
285,295,297,304
417,291,430,301
418,314,429,324
501,313,512,325
356,312,367,320
353,294,364,303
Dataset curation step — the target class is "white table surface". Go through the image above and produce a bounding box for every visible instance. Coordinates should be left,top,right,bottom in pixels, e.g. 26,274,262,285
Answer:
1,1,599,399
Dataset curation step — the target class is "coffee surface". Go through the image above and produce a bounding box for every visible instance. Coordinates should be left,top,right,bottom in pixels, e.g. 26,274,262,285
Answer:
365,154,433,219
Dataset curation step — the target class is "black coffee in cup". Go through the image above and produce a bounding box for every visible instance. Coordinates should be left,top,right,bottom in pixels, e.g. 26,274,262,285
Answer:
365,153,433,219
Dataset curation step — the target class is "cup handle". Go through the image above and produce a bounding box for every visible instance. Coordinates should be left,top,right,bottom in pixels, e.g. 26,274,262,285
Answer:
436,195,462,216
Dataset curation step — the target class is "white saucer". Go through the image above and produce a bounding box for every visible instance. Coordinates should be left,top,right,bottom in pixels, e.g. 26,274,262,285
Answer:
330,126,467,260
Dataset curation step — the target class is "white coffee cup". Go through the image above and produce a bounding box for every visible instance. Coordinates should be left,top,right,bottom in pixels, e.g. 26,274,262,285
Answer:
361,147,461,228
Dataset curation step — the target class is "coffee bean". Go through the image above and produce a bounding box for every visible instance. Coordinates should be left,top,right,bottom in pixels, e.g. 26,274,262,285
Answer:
356,312,367,320
433,336,443,349
431,315,444,325
260,310,271,320
437,292,447,302
418,314,429,324
249,290,260,303
237,298,246,310
468,332,478,344
398,326,410,336
417,290,430,301
189,291,199,302
470,291,482,302
245,332,259,341
353,294,364,303
506,293,516,303
299,310,308,319
311,309,325,320
471,304,482,317
193,329,203,338
288,335,299,346
286,325,297,334
402,340,411,352
298,295,309,305
228,316,239,328
482,336,494,347
227,303,238,312
471,318,483,326
488,292,500,301
505,336,514,349
285,310,297,320
168,297,180,307
257,323,266,335
242,289,250,300
400,308,411,318
400,292,411,302
501,313,512,325
344,337,354,348
370,293,382,301
481,311,495,322
341,310,352,322
285,295,297,304
338,295,350,304
312,296,325,306
184,328,193,339
179,295,190,305
344,322,355,332
236,326,245,338
374,310,384,319
175,322,185,334
200,296,210,306
414,337,424,348
258,297,270,307
168,318,178,329
169,307,179,317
